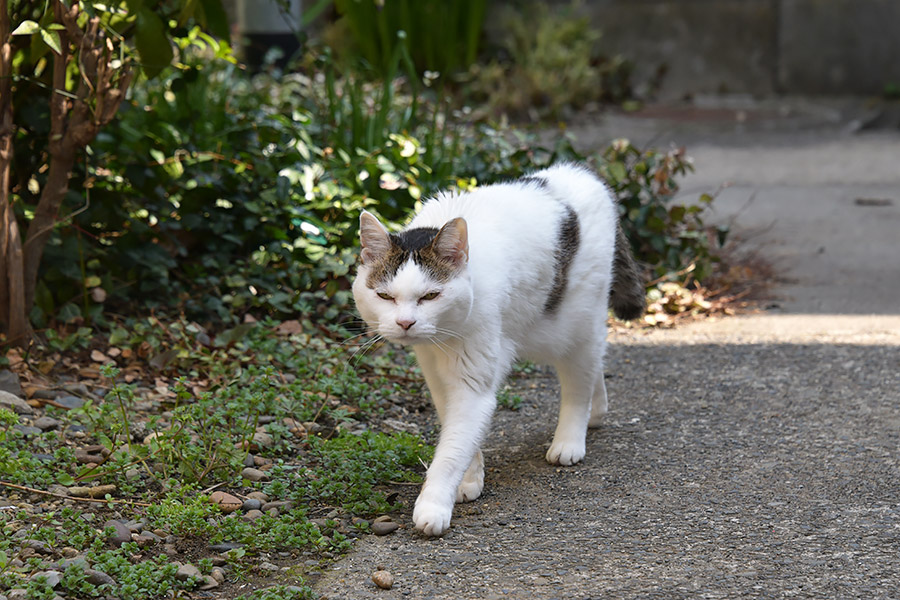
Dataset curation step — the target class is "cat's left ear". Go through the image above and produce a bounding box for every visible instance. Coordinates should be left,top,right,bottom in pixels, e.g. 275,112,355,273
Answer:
432,217,469,269
359,210,392,265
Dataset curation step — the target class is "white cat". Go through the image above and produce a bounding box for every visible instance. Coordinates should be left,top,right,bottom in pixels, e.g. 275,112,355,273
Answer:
352,163,644,536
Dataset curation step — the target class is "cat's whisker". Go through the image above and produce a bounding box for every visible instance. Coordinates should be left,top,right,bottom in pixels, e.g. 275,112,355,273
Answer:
348,332,385,365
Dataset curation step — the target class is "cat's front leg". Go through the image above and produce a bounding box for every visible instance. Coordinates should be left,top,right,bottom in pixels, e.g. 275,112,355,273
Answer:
413,387,496,536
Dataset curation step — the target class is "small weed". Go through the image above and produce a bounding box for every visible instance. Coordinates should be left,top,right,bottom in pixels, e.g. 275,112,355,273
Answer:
497,385,524,411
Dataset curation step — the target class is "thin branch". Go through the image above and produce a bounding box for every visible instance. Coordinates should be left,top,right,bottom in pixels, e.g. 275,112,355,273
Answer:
0,480,152,507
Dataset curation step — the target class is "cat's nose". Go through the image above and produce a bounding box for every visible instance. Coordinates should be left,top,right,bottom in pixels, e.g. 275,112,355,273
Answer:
396,318,416,331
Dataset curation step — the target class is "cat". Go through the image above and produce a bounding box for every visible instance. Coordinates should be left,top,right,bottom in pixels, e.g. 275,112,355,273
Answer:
352,162,645,536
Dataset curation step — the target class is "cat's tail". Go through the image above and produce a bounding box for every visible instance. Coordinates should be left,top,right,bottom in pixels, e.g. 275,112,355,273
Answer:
610,221,646,321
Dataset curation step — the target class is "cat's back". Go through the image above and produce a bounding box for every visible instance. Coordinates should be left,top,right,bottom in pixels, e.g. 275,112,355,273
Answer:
409,163,614,249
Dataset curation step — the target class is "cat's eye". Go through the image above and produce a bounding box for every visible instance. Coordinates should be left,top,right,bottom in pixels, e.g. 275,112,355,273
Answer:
376,292,394,301
420,291,441,302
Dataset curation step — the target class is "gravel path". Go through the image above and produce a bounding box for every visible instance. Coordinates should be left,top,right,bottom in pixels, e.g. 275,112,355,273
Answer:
313,321,900,599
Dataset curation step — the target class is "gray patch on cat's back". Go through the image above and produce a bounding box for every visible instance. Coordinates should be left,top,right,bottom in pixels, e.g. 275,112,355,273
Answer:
365,227,458,288
519,176,550,189
543,203,580,315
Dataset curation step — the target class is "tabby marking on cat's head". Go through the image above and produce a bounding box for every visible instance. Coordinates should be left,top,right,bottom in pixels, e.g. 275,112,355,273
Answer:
354,211,472,344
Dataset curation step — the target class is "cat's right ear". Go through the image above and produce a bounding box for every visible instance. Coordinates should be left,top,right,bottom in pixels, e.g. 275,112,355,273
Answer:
359,211,391,265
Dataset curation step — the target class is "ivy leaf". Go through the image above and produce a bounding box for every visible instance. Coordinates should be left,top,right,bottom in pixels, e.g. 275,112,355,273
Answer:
57,473,76,486
11,20,41,35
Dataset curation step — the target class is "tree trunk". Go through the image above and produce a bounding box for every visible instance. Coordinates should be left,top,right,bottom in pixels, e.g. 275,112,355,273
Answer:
0,0,31,345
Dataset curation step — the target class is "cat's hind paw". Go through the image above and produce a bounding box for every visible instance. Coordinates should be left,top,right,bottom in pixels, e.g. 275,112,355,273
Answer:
546,440,585,466
413,499,453,536
455,475,484,503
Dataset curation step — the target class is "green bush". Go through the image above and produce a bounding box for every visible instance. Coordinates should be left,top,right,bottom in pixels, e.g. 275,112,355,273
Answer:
464,1,632,120
26,33,719,331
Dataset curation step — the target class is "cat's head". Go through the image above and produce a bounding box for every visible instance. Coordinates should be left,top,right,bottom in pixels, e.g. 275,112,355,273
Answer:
352,210,472,344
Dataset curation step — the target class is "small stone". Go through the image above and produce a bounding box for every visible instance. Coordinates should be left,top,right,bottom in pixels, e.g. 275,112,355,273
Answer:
371,516,399,536
175,563,201,582
209,491,242,513
22,540,52,554
30,570,61,588
241,467,269,482
14,425,40,436
210,567,226,584
125,469,141,481
242,498,262,511
199,575,219,590
33,416,61,431
102,520,132,547
60,547,79,558
208,542,244,553
85,569,116,586
0,369,23,396
8,588,28,600
242,509,264,521
55,395,85,410
283,417,307,436
252,431,274,449
259,561,279,572
261,500,292,513
243,453,256,467
246,491,268,502
372,570,394,590
0,390,33,415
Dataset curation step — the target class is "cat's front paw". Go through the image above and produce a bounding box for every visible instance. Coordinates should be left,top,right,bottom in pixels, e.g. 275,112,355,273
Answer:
413,497,453,536
546,440,585,466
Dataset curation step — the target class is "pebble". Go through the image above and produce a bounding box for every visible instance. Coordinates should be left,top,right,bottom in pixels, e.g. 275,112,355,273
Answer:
372,570,394,590
242,509,264,521
102,520,132,547
209,491,242,514
33,416,60,431
30,570,61,588
259,561,279,572
246,491,269,502
261,500,292,513
241,467,270,482
371,516,400,536
242,498,262,511
0,391,33,414
85,569,116,586
252,431,274,449
22,540,52,554
210,567,226,584
175,563,201,581
0,369,23,396
55,395,86,410
199,575,220,590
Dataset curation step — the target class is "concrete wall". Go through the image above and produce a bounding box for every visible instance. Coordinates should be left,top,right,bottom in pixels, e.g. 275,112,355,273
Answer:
570,0,900,98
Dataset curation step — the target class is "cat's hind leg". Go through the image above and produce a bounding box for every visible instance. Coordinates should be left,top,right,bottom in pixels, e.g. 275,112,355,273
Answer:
456,449,484,503
546,356,595,466
588,373,608,428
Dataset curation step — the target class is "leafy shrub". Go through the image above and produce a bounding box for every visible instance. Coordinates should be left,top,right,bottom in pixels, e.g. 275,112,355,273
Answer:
596,139,728,284
27,31,718,331
465,1,632,120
